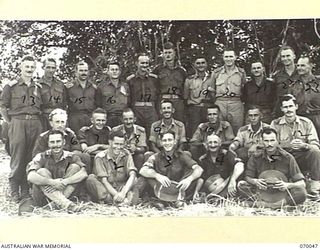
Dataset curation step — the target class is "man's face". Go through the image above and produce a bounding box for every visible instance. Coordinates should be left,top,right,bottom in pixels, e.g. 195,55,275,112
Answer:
163,48,175,62
280,49,296,66
207,108,219,124
247,109,261,126
223,51,236,67
160,102,174,119
92,113,107,130
137,56,150,73
43,61,57,78
281,99,298,118
160,133,176,152
20,60,36,78
251,62,264,77
262,132,278,154
194,58,207,73
297,58,312,76
122,111,135,129
76,63,89,81
50,114,67,132
110,136,125,156
107,64,121,79
48,133,65,155
205,134,222,153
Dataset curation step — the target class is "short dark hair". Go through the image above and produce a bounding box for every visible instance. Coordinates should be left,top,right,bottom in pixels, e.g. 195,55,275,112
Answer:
21,55,35,62
298,55,313,65
160,99,174,108
48,129,64,139
279,94,297,106
122,108,135,116
109,130,125,141
107,61,120,69
159,130,176,140
279,45,295,55
92,108,107,117
223,47,237,56
250,60,264,67
261,127,278,138
193,53,208,63
43,58,57,67
136,53,150,61
247,105,262,112
75,61,88,70
163,42,175,50
49,108,68,121
206,104,221,112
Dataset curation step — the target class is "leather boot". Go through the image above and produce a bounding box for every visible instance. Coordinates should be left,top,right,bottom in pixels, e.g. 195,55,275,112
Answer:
8,178,20,202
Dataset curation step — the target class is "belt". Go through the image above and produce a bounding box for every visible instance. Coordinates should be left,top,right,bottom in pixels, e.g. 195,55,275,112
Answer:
134,102,154,107
216,97,241,101
161,94,180,99
12,114,40,120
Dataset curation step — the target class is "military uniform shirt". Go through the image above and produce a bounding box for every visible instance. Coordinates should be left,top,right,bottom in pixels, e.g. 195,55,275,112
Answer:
112,124,147,149
78,125,111,146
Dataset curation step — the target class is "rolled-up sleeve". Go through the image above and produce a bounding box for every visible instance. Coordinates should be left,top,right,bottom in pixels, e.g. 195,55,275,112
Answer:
26,153,44,174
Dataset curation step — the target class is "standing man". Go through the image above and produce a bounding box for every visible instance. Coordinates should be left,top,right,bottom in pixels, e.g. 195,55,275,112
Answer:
127,53,159,138
295,56,320,136
112,108,147,171
39,58,67,131
184,55,215,138
190,104,234,160
97,61,130,128
27,130,87,212
273,46,300,117
271,94,320,199
149,100,187,153
211,48,246,134
86,131,138,205
229,106,270,163
0,55,43,202
238,128,307,208
153,42,187,122
66,61,98,135
243,61,276,124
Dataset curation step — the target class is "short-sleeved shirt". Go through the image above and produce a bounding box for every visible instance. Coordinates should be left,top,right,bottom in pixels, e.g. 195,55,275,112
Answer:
38,76,67,114
245,147,305,182
126,72,159,104
211,66,246,99
32,128,81,157
141,150,198,182
191,121,235,144
274,68,300,98
271,115,320,149
153,63,187,97
199,149,240,180
66,79,98,113
184,72,215,105
78,125,111,146
0,78,42,116
234,122,270,150
111,124,147,150
93,148,137,187
149,119,186,148
97,79,129,114
298,75,320,115
26,150,85,179
243,77,276,109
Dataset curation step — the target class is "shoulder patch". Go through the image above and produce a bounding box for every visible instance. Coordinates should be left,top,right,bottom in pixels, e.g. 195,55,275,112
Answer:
271,117,281,125
112,125,122,132
79,126,90,132
64,82,74,89
148,73,158,79
174,120,184,127
40,130,50,137
220,120,231,129
105,126,112,132
8,79,18,87
199,122,208,130
96,150,106,158
136,125,145,132
199,154,206,162
65,127,76,135
266,77,275,82
126,74,135,81
187,74,196,79
238,125,249,132
213,66,224,73
237,67,245,73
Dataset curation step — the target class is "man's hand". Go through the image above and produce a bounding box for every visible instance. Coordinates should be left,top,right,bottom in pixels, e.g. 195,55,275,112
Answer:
192,191,201,203
227,179,237,196
177,177,192,191
114,190,126,203
254,178,267,190
273,180,289,191
83,145,100,154
126,144,137,153
291,139,308,150
155,174,171,187
49,179,66,191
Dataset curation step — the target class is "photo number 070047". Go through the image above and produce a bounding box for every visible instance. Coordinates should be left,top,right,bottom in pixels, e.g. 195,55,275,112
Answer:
1,19,320,218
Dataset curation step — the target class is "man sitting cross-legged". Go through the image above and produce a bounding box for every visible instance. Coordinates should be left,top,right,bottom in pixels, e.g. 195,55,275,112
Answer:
26,130,88,212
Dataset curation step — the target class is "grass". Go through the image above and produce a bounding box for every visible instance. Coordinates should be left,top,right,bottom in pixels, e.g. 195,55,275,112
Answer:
1,144,320,218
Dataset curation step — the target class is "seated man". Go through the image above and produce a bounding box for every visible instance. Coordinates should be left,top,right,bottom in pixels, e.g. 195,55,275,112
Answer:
271,94,320,200
229,105,270,163
194,134,244,200
26,130,88,212
149,100,186,153
190,104,234,160
86,131,138,205
78,108,111,167
33,108,91,174
238,128,307,208
112,108,147,170
139,131,203,207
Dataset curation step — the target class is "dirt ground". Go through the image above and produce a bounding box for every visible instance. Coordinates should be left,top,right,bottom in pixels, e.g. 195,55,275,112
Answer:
1,143,320,218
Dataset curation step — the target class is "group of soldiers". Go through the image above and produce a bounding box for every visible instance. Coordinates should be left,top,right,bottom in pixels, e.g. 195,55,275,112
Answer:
1,41,320,213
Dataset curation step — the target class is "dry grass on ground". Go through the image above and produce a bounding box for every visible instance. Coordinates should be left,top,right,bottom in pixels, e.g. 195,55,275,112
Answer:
1,144,320,218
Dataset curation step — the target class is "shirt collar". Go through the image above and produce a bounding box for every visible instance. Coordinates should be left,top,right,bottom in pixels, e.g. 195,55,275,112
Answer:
279,115,301,125
74,78,93,88
194,71,210,81
247,122,264,133
17,77,37,87
105,147,126,161
121,124,138,135
221,65,240,74
45,150,70,161
160,118,176,127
